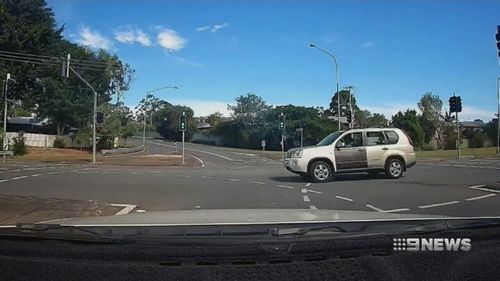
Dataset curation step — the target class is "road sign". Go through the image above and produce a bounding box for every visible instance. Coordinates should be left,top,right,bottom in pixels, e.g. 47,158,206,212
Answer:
261,140,266,147
327,116,348,123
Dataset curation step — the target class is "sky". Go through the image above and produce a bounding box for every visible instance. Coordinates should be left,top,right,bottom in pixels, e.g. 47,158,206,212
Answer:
47,0,500,121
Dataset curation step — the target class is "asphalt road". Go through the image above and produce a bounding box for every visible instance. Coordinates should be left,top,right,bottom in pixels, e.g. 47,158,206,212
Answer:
1,139,500,219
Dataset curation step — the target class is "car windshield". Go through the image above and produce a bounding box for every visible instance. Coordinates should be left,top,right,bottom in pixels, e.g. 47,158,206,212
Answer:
0,0,499,241
317,132,343,146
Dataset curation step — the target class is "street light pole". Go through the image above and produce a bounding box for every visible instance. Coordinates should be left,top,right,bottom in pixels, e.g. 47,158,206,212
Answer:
497,78,500,155
3,73,16,165
310,44,340,131
141,86,178,147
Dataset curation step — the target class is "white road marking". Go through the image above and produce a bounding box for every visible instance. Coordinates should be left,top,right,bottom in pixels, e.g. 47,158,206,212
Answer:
11,169,21,172
307,189,323,194
301,188,307,194
188,154,205,167
46,171,60,175
384,208,411,213
150,141,234,161
276,184,295,189
366,204,384,212
418,201,460,209
195,205,201,209
131,172,142,175
309,205,318,210
305,183,311,187
11,176,28,180
486,166,500,170
23,167,43,171
250,181,266,185
30,174,43,177
335,195,354,202
465,193,496,201
227,178,241,182
201,175,214,179
303,195,311,202
453,164,466,167
110,204,137,215
468,185,500,194
0,179,9,183
135,209,146,213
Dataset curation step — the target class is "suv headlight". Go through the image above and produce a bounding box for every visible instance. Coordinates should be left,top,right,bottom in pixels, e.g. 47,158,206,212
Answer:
290,149,303,158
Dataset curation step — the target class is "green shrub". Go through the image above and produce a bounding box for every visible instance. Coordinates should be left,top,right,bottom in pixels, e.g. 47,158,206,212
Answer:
53,138,66,148
97,134,114,150
470,132,487,148
12,137,27,156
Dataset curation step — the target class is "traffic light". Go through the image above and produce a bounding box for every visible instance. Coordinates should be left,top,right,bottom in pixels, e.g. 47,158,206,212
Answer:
279,114,285,130
496,25,500,58
449,96,456,113
455,96,462,113
96,112,104,124
346,110,352,123
179,113,187,131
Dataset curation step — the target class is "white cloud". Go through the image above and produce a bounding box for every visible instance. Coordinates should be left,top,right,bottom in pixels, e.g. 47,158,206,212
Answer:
76,26,112,50
361,41,375,48
157,29,187,51
459,106,496,122
196,22,229,33
196,25,211,32
167,99,232,117
114,28,152,46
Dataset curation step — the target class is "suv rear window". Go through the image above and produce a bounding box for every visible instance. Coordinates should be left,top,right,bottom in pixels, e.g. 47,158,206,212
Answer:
366,131,385,146
383,131,399,144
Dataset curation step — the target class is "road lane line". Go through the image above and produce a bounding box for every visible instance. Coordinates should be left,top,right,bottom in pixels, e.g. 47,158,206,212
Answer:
249,181,265,185
305,183,311,187
0,179,9,183
110,204,137,215
309,205,318,210
366,204,384,212
418,201,460,209
201,176,214,179
303,195,311,202
11,169,21,172
465,194,496,201
306,189,323,194
11,176,28,180
227,178,241,182
301,188,307,194
187,154,205,167
30,174,43,177
468,185,500,193
335,195,354,202
384,208,411,213
277,184,295,189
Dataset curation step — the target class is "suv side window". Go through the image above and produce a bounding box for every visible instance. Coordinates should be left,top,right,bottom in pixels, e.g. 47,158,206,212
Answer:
366,131,386,146
384,130,399,144
338,132,363,148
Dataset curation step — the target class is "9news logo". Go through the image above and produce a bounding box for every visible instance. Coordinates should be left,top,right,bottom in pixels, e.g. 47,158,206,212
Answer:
393,238,471,252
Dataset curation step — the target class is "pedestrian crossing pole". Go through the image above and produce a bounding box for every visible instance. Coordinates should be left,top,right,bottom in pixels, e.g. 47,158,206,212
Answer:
180,111,187,165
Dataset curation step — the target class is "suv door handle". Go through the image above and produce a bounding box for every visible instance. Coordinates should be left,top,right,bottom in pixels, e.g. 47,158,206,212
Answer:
358,148,366,152
382,147,389,150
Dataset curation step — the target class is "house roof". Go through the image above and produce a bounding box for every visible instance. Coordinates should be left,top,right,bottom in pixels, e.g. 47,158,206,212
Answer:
459,121,486,128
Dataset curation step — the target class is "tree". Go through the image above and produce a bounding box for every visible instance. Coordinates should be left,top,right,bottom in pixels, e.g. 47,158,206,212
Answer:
206,111,223,127
154,104,195,141
328,89,360,118
354,110,388,128
418,93,443,145
391,110,425,148
228,93,272,127
121,122,137,146
37,77,74,136
484,118,499,146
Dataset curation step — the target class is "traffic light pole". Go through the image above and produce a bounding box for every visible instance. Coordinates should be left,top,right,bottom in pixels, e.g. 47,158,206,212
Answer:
456,111,460,160
182,130,185,165
281,133,284,161
496,78,499,156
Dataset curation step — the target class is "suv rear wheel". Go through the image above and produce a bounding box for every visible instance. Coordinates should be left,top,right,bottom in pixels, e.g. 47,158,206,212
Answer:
308,161,332,183
385,158,404,179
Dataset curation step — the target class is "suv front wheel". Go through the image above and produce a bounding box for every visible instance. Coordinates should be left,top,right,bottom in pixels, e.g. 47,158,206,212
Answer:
308,161,332,183
385,158,404,179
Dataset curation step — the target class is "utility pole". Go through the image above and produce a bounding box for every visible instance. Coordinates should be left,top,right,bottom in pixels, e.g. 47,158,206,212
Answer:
346,86,353,129
497,78,500,156
65,54,97,164
279,113,285,161
179,111,187,165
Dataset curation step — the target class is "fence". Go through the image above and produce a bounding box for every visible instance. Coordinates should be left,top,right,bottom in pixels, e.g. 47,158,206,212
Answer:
5,132,72,148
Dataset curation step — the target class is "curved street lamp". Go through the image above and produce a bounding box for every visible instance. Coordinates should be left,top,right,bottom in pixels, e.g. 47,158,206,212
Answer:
309,43,341,131
142,86,179,146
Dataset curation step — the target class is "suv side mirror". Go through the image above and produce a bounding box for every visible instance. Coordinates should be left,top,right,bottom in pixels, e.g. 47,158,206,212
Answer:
336,141,346,149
